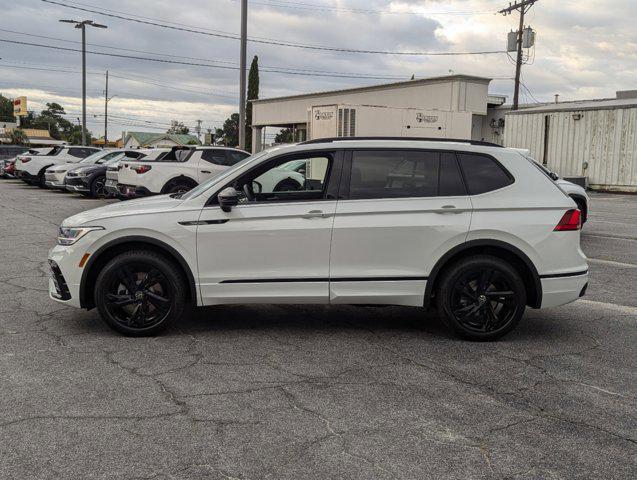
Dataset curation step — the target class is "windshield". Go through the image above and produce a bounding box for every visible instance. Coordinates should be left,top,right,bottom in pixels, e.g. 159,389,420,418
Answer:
78,151,111,164
180,150,271,200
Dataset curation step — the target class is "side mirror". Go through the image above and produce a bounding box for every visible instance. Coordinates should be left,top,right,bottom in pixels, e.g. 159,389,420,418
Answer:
218,186,239,212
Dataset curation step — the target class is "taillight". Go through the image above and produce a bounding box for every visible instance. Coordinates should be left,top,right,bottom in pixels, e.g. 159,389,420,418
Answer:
554,209,581,231
133,165,152,174
20,157,31,163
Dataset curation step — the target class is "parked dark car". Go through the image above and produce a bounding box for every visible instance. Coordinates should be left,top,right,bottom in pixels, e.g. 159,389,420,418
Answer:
65,150,147,197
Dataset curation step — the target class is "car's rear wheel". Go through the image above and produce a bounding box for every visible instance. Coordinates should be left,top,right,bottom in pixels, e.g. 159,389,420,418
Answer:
273,178,302,192
94,250,187,336
436,255,526,341
90,175,106,198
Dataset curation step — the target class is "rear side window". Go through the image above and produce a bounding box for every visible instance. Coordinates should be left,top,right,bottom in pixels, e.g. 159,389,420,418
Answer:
350,150,439,199
226,150,249,165
457,153,513,195
201,150,230,166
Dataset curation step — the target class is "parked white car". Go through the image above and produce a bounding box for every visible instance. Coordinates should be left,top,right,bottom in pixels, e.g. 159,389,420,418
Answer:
45,150,127,190
15,146,100,187
104,148,170,198
512,148,590,222
49,138,588,341
116,146,250,197
1,147,53,178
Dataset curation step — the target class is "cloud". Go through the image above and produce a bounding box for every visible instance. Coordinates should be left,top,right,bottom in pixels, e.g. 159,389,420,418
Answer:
1,0,635,138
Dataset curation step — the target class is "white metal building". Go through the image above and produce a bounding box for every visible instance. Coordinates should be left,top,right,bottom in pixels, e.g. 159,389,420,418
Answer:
250,74,507,152
504,92,637,192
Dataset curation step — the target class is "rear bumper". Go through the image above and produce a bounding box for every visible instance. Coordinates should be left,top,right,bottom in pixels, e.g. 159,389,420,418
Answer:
16,170,38,182
118,184,152,198
540,271,589,308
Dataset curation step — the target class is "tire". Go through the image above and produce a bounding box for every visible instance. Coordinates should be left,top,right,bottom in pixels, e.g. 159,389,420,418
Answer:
164,179,195,195
90,175,106,198
436,255,526,341
37,169,47,188
273,178,302,192
94,250,187,336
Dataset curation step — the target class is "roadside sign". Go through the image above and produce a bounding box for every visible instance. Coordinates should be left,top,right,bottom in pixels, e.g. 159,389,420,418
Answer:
13,96,27,117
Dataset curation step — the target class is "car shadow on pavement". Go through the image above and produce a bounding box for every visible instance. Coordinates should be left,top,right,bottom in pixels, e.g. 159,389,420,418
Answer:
177,304,453,338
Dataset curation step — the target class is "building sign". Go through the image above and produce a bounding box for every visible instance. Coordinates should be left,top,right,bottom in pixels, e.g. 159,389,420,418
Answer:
416,113,438,123
314,110,334,121
13,97,27,117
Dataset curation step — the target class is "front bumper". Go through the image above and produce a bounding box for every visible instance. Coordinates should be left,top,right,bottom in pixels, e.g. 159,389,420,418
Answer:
45,172,67,189
540,271,589,308
65,175,90,192
104,178,120,196
48,245,84,308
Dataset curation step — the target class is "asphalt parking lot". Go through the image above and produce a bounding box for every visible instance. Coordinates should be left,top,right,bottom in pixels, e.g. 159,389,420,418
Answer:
0,180,635,480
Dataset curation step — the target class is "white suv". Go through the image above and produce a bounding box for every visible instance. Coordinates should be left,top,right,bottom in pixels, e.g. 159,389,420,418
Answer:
116,146,249,197
48,138,588,340
15,146,100,187
104,148,170,198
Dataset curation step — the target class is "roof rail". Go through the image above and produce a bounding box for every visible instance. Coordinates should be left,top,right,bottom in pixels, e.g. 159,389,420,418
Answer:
299,137,503,148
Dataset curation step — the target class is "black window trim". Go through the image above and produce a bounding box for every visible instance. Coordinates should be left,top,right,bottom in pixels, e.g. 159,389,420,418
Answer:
340,147,475,201
205,149,344,207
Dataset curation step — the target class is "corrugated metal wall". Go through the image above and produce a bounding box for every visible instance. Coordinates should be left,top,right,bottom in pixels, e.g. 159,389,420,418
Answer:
504,107,637,191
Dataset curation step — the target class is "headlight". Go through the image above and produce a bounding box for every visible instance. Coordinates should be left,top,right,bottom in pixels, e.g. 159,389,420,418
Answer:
75,171,91,177
57,226,104,246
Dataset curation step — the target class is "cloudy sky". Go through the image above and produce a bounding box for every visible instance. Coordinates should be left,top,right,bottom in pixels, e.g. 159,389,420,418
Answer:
1,0,635,140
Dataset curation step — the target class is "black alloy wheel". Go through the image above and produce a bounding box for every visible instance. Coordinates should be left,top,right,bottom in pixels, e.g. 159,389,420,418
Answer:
166,181,193,195
94,251,186,336
437,256,526,341
91,175,106,198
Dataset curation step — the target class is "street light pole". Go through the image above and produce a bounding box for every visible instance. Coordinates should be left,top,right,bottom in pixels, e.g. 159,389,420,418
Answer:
81,23,86,145
60,19,108,146
238,0,247,149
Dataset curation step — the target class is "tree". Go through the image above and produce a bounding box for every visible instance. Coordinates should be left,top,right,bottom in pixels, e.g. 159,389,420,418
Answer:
218,113,240,147
8,128,29,145
167,120,190,135
0,94,14,122
274,127,294,144
214,128,224,145
245,55,259,152
67,125,93,145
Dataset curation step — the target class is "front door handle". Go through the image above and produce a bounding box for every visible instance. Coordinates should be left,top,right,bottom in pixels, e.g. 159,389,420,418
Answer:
435,205,460,214
302,210,326,219
201,170,211,174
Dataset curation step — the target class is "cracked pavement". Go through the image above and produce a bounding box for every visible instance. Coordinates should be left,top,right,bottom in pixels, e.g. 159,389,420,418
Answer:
0,181,635,479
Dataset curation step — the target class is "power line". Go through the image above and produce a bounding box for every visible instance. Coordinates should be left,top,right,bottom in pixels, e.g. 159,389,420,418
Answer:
0,28,415,80
0,38,462,80
40,0,505,56
241,0,494,16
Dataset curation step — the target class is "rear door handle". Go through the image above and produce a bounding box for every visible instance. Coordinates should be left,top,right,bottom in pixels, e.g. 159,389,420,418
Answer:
302,210,327,219
201,170,211,174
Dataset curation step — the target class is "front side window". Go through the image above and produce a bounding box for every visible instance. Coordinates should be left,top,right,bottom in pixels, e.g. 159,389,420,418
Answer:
457,153,514,195
68,148,94,158
229,153,333,203
226,150,250,165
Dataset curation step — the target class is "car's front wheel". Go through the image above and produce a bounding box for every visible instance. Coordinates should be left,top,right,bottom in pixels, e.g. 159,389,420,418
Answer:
94,250,187,336
436,255,526,341
90,175,106,198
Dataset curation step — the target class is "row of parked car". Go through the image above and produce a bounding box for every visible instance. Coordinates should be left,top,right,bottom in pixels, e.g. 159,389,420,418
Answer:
0,144,251,199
